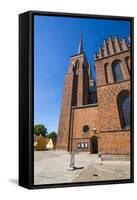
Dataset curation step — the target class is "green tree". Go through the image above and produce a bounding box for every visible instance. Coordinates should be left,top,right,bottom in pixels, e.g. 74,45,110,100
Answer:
34,124,47,137
47,131,57,139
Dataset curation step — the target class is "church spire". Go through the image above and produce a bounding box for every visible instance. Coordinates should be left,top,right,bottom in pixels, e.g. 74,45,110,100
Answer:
78,34,83,54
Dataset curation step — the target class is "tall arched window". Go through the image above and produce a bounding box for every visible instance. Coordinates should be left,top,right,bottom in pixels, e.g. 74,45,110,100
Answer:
112,61,124,82
75,60,79,75
118,92,130,129
72,60,79,106
104,63,109,84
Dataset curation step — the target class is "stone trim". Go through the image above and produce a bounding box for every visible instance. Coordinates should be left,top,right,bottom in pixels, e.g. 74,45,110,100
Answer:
97,79,130,88
72,103,98,109
100,129,130,133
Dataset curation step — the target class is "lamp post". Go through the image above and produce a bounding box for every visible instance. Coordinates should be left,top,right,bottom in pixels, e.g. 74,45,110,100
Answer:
93,127,97,134
68,150,75,171
68,138,75,171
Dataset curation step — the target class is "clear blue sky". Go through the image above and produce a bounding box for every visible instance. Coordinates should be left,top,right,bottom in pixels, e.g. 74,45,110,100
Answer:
34,15,130,133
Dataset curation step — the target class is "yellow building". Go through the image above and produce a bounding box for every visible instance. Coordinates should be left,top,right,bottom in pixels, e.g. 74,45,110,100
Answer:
34,135,55,151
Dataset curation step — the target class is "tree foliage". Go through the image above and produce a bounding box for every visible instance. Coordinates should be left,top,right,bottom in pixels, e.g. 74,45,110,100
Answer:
34,124,47,137
47,131,57,139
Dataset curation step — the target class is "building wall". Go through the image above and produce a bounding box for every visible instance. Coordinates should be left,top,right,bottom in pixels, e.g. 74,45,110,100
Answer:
56,53,90,150
57,35,131,155
97,81,130,131
95,51,130,87
99,131,130,154
56,72,74,150
71,105,99,152
71,104,130,154
94,37,131,155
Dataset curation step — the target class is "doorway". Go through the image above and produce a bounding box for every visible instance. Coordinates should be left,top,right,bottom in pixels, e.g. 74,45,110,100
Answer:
90,136,98,154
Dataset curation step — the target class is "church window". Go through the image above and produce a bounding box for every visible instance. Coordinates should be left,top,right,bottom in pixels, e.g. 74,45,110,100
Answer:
112,61,124,82
83,125,89,133
118,92,130,129
104,63,109,84
75,60,79,75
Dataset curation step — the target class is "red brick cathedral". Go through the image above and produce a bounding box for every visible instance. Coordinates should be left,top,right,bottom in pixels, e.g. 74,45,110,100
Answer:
56,35,131,155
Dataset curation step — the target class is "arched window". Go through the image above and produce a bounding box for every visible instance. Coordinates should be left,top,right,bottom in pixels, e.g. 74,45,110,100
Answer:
75,60,79,75
118,92,130,129
104,63,109,84
112,61,124,82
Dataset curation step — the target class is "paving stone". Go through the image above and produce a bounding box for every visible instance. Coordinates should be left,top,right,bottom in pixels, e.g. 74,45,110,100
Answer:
34,150,130,185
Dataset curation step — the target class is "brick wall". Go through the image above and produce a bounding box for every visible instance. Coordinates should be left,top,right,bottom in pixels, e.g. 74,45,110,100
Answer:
99,131,130,154
94,42,131,155
71,105,99,152
56,53,90,150
56,72,74,150
95,51,130,87
97,81,130,131
57,36,131,155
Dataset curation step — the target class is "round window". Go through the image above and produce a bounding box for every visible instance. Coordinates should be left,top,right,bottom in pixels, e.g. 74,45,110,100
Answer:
83,125,89,133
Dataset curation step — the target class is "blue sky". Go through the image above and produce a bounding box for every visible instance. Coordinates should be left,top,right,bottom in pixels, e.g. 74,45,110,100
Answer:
34,15,130,133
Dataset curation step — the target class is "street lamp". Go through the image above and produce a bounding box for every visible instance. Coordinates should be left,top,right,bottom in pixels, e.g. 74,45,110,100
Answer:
93,127,97,134
68,137,76,171
68,150,75,171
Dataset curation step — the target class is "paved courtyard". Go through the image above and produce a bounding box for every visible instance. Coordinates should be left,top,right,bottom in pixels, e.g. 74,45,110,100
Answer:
34,150,130,185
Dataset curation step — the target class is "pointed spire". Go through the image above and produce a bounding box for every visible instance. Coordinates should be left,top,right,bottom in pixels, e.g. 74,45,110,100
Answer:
114,35,121,52
78,34,83,54
121,37,128,50
104,39,109,56
108,36,115,54
99,45,103,57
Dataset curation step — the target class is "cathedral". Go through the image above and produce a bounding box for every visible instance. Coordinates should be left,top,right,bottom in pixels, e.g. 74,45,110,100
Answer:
56,35,131,155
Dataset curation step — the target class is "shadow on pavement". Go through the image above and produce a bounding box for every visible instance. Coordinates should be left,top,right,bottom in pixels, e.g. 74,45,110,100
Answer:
74,166,84,170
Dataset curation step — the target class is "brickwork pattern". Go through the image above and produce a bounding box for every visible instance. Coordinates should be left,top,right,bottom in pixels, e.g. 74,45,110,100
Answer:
56,53,91,150
95,51,130,87
71,106,99,152
56,73,74,150
57,35,131,155
97,81,130,131
99,131,130,154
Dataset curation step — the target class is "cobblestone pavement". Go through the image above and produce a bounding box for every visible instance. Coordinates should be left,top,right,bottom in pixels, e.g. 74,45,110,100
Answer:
73,161,130,182
34,150,130,185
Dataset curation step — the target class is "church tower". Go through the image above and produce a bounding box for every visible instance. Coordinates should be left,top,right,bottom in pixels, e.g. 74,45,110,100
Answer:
56,35,91,150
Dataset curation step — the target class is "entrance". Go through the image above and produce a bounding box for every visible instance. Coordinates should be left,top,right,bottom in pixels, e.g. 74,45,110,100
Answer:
90,136,98,154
